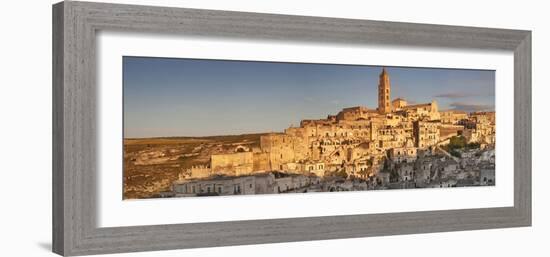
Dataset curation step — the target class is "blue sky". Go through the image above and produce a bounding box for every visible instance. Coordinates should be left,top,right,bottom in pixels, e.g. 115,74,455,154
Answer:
123,56,494,138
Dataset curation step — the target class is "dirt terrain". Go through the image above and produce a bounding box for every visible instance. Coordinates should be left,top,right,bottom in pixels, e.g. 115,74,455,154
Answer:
123,133,264,199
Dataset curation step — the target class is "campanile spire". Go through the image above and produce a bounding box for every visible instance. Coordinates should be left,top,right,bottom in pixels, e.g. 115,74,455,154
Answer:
378,68,391,114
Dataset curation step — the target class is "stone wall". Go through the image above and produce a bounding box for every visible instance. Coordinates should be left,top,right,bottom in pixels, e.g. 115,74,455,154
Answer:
189,165,211,179
260,133,298,170
210,152,253,176
252,152,270,171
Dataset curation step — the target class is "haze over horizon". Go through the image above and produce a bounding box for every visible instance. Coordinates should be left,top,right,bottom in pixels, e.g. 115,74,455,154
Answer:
123,56,495,138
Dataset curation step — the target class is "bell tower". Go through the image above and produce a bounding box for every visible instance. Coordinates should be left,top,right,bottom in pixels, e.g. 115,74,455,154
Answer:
378,68,391,114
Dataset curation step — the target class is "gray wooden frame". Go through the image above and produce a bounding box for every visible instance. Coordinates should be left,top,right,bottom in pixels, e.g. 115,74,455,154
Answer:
52,1,531,256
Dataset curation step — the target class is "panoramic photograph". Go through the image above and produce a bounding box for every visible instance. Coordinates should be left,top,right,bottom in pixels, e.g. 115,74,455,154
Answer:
123,57,496,200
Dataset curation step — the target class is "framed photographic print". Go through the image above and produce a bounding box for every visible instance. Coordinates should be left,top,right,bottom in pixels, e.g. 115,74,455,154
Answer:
52,1,531,256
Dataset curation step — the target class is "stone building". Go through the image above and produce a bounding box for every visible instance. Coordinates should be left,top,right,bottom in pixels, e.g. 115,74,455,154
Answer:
188,165,210,179
336,106,371,121
460,112,496,145
210,151,254,176
396,163,414,182
302,161,326,177
480,165,496,186
414,121,441,148
260,133,308,170
440,110,468,124
389,145,418,163
391,98,407,111
173,175,257,196
402,100,440,120
180,68,495,186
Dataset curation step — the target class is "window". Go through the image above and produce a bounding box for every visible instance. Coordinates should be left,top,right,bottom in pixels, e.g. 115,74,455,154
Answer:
249,184,253,188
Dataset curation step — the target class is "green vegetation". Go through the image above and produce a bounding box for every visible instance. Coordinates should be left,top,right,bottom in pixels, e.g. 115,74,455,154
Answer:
449,149,461,158
468,142,481,149
443,136,482,158
448,136,467,149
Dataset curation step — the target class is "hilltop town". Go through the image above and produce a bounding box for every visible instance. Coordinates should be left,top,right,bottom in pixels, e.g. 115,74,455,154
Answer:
123,68,495,199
